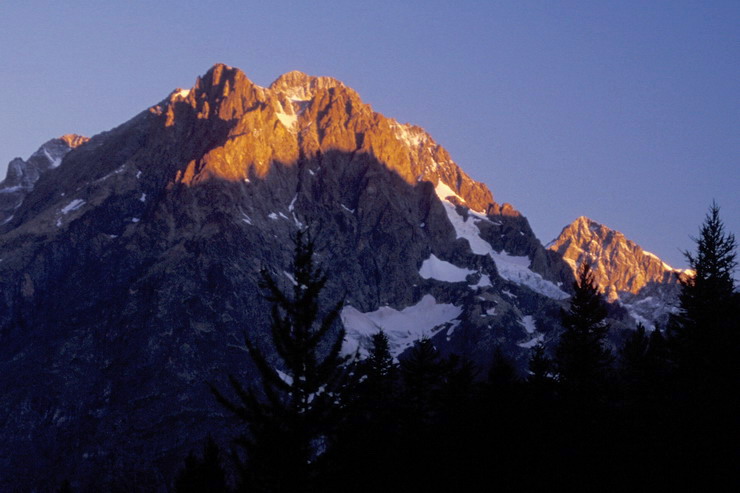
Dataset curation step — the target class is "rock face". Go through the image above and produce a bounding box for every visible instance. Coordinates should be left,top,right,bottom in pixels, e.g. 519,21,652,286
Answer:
0,134,88,224
548,216,688,327
0,64,577,490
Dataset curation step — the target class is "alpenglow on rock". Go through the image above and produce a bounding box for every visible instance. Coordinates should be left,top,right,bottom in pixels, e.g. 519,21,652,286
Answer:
548,216,689,327
0,64,576,490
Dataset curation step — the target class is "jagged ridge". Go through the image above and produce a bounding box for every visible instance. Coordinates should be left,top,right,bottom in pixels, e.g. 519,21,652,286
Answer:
0,63,573,490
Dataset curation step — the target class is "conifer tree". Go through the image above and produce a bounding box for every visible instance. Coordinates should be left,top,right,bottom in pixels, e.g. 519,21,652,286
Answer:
400,337,443,424
618,324,670,405
555,263,613,397
664,203,738,485
439,353,478,412
669,202,737,378
325,330,399,491
619,324,650,374
363,330,397,405
210,229,348,492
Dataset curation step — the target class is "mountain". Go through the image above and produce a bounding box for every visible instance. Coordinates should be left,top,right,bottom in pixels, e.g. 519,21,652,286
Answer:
0,64,578,490
548,216,688,328
0,134,88,225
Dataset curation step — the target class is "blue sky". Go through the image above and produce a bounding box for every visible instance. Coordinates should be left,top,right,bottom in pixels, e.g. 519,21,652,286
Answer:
1,0,738,268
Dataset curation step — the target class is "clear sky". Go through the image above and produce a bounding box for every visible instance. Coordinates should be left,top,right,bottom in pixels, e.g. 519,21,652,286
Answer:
1,0,737,269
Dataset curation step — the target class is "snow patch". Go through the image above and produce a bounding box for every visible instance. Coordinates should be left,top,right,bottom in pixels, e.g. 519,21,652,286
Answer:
96,165,126,183
131,217,140,223
341,294,462,357
518,333,545,349
173,88,191,99
268,213,279,220
276,369,293,386
435,181,464,204
491,251,569,300
61,199,85,215
519,315,537,334
276,111,297,130
139,193,147,202
284,271,298,286
472,274,492,288
43,147,63,168
419,254,475,283
435,184,568,300
502,289,517,299
392,123,425,149
439,201,492,255
446,320,461,341
0,185,22,194
240,210,253,225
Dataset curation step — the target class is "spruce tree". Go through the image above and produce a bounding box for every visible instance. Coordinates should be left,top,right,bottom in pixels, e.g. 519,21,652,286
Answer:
400,337,443,424
669,202,737,378
326,330,399,492
555,263,613,398
363,330,397,406
665,203,738,486
210,229,348,492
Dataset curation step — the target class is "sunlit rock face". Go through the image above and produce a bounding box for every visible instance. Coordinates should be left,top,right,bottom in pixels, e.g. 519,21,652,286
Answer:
548,216,687,327
0,63,581,490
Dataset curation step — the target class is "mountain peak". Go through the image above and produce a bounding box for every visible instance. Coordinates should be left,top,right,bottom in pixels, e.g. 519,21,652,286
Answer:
549,216,683,300
58,134,89,149
269,70,348,101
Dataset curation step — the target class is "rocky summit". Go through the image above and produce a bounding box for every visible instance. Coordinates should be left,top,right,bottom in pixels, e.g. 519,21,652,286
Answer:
548,216,689,327
0,64,681,490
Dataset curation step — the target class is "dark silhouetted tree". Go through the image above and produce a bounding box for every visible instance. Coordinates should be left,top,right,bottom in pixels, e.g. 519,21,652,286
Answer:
665,203,739,485
210,228,348,492
362,330,397,407
401,337,444,425
669,201,737,379
555,263,613,398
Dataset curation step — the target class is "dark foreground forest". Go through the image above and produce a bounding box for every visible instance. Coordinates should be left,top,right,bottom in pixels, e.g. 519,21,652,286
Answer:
60,204,739,492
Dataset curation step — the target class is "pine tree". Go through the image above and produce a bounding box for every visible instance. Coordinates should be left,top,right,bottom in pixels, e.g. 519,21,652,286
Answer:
363,330,397,406
400,337,443,424
325,330,399,492
669,202,737,378
620,324,650,374
555,263,613,398
210,229,348,492
664,203,739,487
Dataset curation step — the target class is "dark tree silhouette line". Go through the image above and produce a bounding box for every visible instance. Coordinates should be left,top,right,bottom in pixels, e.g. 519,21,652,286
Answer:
171,203,738,492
